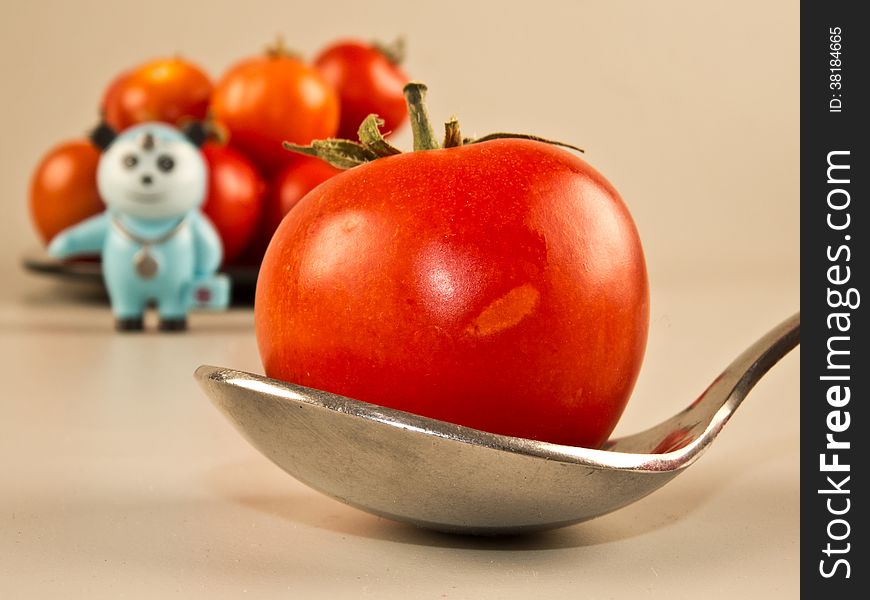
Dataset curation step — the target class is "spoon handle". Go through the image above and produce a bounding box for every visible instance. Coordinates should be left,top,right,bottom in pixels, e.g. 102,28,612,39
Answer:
607,312,800,454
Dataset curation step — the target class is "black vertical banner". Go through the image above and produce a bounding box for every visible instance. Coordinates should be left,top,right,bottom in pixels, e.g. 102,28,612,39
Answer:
802,1,867,595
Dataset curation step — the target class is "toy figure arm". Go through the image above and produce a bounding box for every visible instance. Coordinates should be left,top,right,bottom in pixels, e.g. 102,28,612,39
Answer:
191,212,223,277
47,213,109,259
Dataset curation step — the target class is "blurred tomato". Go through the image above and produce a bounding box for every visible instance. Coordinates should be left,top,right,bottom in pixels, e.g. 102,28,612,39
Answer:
314,39,408,140
99,68,131,116
29,140,104,245
242,156,340,264
200,143,266,264
210,47,339,175
266,156,340,234
102,57,212,130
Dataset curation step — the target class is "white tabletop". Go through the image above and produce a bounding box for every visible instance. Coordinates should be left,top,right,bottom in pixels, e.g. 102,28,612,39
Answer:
0,269,799,598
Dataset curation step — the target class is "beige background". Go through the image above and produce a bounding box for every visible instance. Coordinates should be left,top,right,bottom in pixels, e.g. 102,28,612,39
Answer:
0,0,798,284
0,1,799,598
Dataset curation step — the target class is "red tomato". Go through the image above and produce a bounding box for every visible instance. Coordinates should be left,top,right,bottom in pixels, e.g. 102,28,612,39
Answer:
200,143,266,264
210,50,339,175
255,139,649,448
241,156,340,265
102,57,212,131
99,68,131,116
29,140,104,245
267,157,341,235
314,40,408,140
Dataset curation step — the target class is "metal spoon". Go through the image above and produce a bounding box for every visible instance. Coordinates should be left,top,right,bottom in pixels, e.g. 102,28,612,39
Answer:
195,312,799,535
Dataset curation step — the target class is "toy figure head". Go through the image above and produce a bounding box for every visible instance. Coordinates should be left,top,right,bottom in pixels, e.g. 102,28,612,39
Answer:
94,122,208,220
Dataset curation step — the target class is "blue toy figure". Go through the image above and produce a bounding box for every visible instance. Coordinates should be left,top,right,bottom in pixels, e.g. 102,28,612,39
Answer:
48,121,229,332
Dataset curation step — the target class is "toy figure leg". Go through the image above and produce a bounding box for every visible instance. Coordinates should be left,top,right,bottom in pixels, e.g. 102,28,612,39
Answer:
156,286,188,332
109,292,147,332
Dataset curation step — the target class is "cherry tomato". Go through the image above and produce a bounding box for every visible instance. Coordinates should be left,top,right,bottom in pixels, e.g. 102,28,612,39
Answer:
210,49,339,175
255,139,649,448
267,157,341,236
314,40,408,140
99,67,131,116
241,156,340,265
200,143,266,264
102,57,212,131
29,140,104,245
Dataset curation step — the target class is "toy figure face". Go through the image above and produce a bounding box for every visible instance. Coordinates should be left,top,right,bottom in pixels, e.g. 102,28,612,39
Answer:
97,123,207,220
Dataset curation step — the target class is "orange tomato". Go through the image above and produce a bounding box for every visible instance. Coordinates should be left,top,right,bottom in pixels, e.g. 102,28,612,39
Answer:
210,50,339,175
102,57,212,131
29,140,104,245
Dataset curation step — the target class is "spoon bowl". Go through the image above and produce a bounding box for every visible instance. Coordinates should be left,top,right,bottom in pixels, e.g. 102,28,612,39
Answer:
196,313,799,534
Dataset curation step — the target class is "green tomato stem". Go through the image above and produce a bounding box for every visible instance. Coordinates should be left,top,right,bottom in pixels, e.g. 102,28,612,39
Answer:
358,115,402,157
443,117,462,148
283,82,585,170
283,139,378,169
403,82,439,152
470,132,584,153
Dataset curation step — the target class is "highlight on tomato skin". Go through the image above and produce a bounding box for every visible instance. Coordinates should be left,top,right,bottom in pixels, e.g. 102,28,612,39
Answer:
255,139,649,449
314,39,409,140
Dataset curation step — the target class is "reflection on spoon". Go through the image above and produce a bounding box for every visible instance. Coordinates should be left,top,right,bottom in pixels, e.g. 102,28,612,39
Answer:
195,312,799,535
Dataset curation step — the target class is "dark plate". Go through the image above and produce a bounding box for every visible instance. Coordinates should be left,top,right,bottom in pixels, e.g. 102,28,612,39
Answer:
21,248,259,305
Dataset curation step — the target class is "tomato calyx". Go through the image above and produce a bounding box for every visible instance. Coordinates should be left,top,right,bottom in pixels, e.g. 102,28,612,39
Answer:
202,114,229,145
371,37,406,66
264,35,303,61
283,81,584,170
